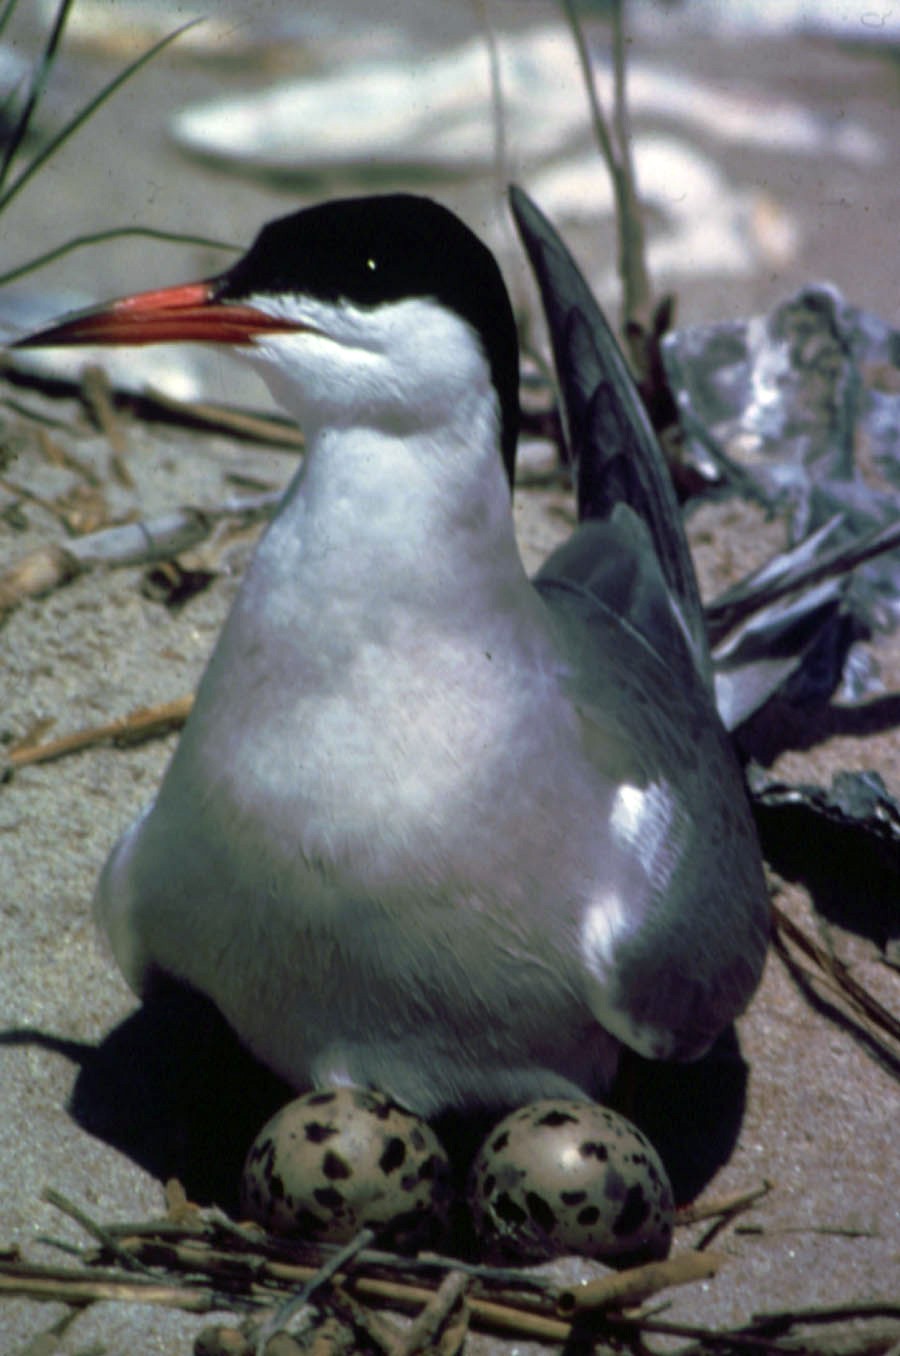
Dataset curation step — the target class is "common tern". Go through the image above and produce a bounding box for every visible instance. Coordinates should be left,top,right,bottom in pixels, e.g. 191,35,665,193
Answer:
13,189,769,1118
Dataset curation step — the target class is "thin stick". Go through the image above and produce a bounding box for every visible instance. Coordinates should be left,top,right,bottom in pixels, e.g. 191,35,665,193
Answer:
393,1270,468,1356
608,0,652,330
707,517,900,646
561,0,615,175
751,1301,900,1328
325,1284,403,1356
37,427,103,486
676,1181,771,1226
736,1222,877,1239
6,694,194,770
0,473,75,528
119,1237,571,1345
254,1229,375,1356
773,906,900,1046
604,1313,801,1352
80,364,133,487
115,1223,553,1294
70,495,277,566
0,1271,216,1311
42,1188,159,1276
560,0,651,333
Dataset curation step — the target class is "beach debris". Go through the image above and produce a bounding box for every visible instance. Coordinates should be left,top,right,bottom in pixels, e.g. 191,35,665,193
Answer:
664,285,900,726
2,1185,897,1354
0,490,280,622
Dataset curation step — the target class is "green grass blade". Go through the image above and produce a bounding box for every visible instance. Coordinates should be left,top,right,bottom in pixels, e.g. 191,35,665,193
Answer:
0,225,238,289
0,17,202,216
0,0,76,191
0,0,21,42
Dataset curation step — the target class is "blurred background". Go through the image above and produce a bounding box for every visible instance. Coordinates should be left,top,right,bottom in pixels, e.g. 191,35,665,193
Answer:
2,0,899,359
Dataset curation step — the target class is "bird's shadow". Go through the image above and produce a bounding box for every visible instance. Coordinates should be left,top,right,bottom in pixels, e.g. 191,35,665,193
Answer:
3,981,749,1218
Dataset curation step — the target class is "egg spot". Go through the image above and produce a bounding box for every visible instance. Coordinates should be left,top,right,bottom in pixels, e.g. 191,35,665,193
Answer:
536,1109,579,1128
305,1120,338,1144
560,1190,587,1206
313,1186,345,1210
322,1151,351,1180
379,1136,407,1174
613,1184,650,1237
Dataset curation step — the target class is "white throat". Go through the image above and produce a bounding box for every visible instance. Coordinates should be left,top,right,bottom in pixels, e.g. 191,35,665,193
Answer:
235,290,528,622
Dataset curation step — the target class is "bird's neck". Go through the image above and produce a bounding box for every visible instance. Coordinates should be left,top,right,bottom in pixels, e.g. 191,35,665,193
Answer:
258,413,530,625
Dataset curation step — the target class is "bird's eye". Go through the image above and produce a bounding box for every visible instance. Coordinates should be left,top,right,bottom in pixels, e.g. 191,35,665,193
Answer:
366,257,378,272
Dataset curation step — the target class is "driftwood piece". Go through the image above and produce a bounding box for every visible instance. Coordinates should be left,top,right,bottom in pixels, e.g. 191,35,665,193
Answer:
0,491,280,620
556,1251,720,1316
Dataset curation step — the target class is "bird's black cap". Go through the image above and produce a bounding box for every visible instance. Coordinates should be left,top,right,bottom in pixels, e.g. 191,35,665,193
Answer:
214,194,520,483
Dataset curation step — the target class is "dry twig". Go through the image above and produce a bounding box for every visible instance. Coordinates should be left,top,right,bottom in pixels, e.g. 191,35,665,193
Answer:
254,1229,375,1356
0,1264,215,1312
5,695,194,772
773,905,900,1053
392,1269,469,1356
80,364,133,486
3,1193,897,1355
41,1188,158,1277
676,1182,771,1227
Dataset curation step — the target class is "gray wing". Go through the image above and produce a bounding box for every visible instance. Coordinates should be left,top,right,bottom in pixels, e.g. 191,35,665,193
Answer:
537,571,770,1062
509,184,712,691
511,186,768,1058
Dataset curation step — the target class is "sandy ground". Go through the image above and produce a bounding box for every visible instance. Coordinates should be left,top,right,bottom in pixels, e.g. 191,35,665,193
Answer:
1,4,899,1352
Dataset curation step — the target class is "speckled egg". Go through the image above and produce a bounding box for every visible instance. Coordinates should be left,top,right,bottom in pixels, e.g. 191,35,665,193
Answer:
240,1087,451,1248
468,1100,674,1265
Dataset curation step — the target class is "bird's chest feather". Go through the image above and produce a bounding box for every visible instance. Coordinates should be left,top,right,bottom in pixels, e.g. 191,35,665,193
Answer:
185,571,584,907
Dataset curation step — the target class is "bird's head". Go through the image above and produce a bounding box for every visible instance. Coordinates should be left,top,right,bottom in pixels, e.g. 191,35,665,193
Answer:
12,194,520,484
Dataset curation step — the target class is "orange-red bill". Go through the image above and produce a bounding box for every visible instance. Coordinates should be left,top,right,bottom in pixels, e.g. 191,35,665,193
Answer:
11,280,304,349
